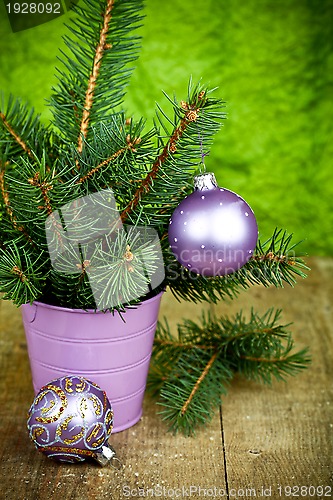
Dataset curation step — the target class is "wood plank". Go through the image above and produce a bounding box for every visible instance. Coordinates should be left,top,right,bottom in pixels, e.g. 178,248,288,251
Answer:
217,257,333,495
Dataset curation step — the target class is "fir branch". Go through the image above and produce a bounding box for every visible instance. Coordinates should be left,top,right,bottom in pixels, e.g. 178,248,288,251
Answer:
0,111,32,158
45,224,164,311
119,116,190,221
166,229,309,306
3,154,81,248
0,163,14,224
48,266,96,310
11,265,26,282
244,228,309,287
149,309,310,435
77,0,115,155
77,134,141,183
27,172,54,216
50,0,144,144
0,163,33,244
238,347,311,383
181,351,219,416
157,349,232,435
0,95,53,165
0,243,47,305
120,88,219,223
153,337,211,351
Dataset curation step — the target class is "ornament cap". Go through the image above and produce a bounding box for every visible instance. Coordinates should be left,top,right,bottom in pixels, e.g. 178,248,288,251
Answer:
94,444,122,469
194,172,218,191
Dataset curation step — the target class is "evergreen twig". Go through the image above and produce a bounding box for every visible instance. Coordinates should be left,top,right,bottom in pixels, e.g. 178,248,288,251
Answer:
148,309,310,435
120,88,211,222
0,111,32,158
166,228,309,305
77,0,116,155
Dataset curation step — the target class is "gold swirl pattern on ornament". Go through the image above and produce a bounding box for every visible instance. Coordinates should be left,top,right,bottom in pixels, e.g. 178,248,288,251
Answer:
63,428,85,445
86,422,103,445
35,385,67,424
105,409,114,435
74,379,86,393
32,426,46,440
41,399,55,414
89,394,102,416
41,445,96,458
65,378,74,393
91,436,105,448
54,414,85,445
102,390,108,411
79,397,88,418
55,415,74,436
64,377,86,394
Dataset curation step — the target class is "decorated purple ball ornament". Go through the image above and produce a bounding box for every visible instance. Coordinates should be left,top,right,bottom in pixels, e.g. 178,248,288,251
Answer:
168,172,258,276
27,376,120,466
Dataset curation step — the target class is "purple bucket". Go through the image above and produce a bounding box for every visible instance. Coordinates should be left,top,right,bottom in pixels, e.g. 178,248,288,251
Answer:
21,292,163,433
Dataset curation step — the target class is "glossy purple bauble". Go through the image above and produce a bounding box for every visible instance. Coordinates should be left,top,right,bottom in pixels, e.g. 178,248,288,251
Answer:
27,376,113,463
168,173,258,276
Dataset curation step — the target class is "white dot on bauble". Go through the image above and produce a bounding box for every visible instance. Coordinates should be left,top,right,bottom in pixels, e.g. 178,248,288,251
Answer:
184,222,187,225
180,210,184,214
219,202,223,206
201,245,205,249
201,195,205,200
245,212,249,216
218,258,223,262
220,188,224,192
174,238,178,242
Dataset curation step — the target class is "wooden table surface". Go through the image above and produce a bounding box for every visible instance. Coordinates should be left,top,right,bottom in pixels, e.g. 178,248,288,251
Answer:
1,257,332,499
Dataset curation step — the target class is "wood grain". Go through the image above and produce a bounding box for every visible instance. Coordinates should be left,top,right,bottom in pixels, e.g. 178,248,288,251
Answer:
0,257,332,499
218,257,333,496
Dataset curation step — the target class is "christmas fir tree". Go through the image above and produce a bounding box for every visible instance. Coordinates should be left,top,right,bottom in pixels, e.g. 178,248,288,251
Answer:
0,0,310,435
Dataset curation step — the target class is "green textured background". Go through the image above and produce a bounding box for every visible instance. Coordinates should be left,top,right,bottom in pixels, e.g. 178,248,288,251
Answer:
0,0,332,255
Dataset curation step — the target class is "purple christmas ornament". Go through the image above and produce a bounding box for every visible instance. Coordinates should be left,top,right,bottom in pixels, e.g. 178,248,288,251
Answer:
27,376,115,465
168,172,258,276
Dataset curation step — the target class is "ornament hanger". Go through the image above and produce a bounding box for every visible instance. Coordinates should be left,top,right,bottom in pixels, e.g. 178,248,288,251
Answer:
95,444,123,469
197,123,208,174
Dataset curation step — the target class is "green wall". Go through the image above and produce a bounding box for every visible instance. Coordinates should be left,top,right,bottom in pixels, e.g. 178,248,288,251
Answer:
0,0,332,255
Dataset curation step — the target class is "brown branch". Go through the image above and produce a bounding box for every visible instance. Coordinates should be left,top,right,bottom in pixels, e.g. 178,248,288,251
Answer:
76,260,91,286
28,172,53,216
154,326,279,354
120,113,196,223
119,93,205,223
77,0,115,157
0,163,33,243
11,265,27,283
153,338,212,351
181,351,218,416
0,164,11,212
251,252,296,266
227,327,280,343
241,354,288,363
78,148,126,183
77,136,141,184
0,112,33,159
